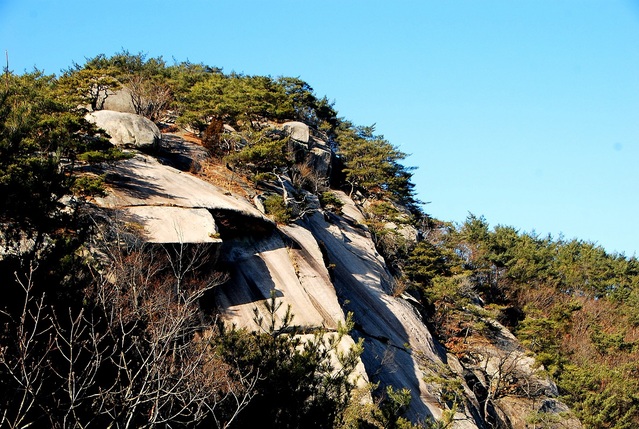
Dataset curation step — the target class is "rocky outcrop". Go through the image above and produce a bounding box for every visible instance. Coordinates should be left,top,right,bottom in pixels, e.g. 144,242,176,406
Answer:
87,136,579,428
86,110,161,149
303,193,479,427
283,121,311,143
119,206,221,244
91,154,273,243
100,88,136,113
90,152,371,390
281,121,333,179
157,133,210,172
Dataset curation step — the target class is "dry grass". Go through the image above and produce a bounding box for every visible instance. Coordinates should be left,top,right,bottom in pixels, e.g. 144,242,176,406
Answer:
197,159,254,198
181,132,202,144
163,130,256,199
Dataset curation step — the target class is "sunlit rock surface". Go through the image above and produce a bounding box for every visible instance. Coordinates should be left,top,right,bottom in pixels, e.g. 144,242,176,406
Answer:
100,88,136,113
119,206,221,244
90,138,578,428
86,110,160,149
92,154,273,243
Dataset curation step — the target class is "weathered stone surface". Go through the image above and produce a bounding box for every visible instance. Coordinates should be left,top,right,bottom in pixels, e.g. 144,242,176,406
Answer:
86,110,160,149
211,221,371,390
214,227,342,330
120,206,221,244
158,134,210,172
94,155,265,217
101,88,136,113
309,144,332,178
304,194,480,427
282,121,310,144
91,154,274,245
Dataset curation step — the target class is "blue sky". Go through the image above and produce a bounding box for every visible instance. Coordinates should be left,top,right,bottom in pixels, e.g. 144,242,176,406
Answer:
2,0,638,255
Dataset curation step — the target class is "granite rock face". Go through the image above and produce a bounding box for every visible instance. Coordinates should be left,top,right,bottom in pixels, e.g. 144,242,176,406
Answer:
87,135,580,429
283,121,311,143
86,110,161,149
281,121,333,179
100,88,136,113
119,206,221,244
91,154,274,243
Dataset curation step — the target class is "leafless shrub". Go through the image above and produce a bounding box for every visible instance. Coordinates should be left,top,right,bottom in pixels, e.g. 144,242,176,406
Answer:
0,230,256,428
0,264,54,429
126,75,173,122
290,163,327,194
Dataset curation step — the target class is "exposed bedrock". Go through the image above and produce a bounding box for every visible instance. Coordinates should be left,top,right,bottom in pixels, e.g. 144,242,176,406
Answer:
85,141,579,428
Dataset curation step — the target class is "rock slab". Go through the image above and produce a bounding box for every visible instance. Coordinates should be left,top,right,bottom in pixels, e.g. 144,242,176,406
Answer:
120,206,221,244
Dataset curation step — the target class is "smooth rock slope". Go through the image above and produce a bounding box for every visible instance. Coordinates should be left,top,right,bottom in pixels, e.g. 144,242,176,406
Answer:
90,135,580,429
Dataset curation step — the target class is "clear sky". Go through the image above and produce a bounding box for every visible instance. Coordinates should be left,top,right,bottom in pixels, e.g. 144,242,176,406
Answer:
2,0,638,256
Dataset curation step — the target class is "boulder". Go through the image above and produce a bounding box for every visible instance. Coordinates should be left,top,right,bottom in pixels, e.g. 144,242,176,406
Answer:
282,121,332,179
101,88,136,113
282,121,310,144
86,110,160,149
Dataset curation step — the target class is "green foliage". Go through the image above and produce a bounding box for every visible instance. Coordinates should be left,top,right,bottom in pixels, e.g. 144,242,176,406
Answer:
77,147,132,163
71,175,106,197
82,50,168,79
168,60,221,96
229,74,294,127
338,384,420,429
319,191,344,214
225,128,289,173
175,71,230,132
428,274,473,306
559,363,639,429
515,316,566,377
215,291,364,429
172,71,334,134
378,386,414,428
0,70,107,243
175,72,295,132
405,241,452,286
263,194,292,224
336,122,416,206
